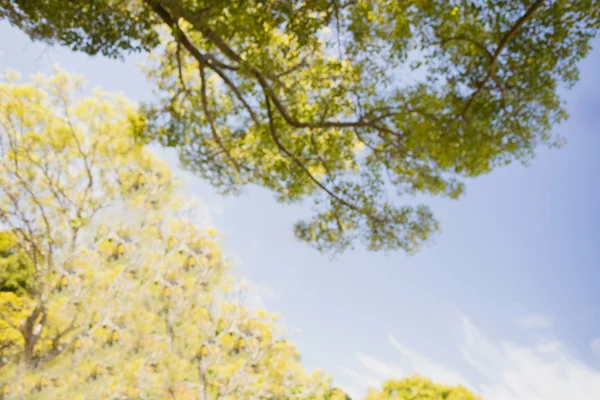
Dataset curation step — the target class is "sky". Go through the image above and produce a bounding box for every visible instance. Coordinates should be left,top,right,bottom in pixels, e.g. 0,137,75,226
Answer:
1,20,599,399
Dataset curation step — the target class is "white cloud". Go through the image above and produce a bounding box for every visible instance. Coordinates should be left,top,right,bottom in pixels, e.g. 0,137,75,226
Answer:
342,316,600,400
355,353,404,380
591,339,600,357
515,314,554,330
388,334,470,387
341,368,381,391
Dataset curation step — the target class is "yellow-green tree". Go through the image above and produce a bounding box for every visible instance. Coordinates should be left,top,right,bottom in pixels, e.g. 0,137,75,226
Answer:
365,376,481,400
0,69,332,399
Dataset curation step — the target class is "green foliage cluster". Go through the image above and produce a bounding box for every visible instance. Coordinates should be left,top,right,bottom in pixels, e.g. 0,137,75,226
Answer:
0,0,159,58
2,0,598,254
365,376,481,400
0,231,35,296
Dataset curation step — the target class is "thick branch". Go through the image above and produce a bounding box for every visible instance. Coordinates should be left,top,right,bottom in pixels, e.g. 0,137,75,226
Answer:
151,0,390,132
20,304,46,365
461,0,545,117
264,88,384,224
147,0,258,124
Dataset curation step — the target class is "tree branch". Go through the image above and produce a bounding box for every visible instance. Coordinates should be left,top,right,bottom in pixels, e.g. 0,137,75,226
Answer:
461,0,545,117
197,63,243,173
263,88,383,224
150,0,394,133
147,0,259,124
441,35,493,59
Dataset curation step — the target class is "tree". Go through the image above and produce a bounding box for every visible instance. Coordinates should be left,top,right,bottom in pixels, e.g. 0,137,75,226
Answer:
365,375,481,400
2,1,599,254
0,69,333,399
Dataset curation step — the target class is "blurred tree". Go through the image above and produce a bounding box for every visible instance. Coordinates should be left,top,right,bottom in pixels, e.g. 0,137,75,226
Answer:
1,0,599,254
0,70,332,399
365,375,481,400
327,387,353,399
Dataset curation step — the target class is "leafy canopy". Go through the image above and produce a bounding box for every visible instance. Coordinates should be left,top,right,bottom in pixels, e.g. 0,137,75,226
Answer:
365,376,482,400
0,69,339,399
3,1,598,255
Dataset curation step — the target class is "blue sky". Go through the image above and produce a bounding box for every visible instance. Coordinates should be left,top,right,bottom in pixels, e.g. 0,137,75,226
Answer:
2,21,599,399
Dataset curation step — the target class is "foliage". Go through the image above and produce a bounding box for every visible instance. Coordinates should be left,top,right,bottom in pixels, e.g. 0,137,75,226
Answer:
365,376,481,400
0,0,159,58
2,1,599,254
0,231,35,296
0,70,334,399
327,387,353,400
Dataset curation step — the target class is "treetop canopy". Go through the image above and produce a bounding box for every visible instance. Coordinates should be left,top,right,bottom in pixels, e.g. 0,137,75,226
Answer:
2,0,598,254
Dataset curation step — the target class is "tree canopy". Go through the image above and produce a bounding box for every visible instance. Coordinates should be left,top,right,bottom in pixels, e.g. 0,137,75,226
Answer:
365,376,481,400
0,70,336,399
1,0,599,254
